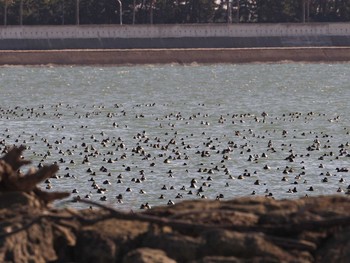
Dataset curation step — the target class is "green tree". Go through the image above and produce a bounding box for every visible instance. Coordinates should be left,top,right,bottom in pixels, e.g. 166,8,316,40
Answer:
240,0,258,22
1,0,350,25
256,0,302,22
313,0,350,22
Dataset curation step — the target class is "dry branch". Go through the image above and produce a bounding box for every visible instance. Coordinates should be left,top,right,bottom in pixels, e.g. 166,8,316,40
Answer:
0,145,69,205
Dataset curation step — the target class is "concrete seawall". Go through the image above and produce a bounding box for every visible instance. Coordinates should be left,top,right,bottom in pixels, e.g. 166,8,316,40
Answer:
1,47,350,66
1,23,350,50
1,24,350,65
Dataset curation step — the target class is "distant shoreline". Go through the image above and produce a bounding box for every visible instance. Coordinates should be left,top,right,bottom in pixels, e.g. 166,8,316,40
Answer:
1,47,350,66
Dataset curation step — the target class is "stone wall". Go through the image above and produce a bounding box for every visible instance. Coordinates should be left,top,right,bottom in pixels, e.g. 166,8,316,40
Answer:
0,23,350,50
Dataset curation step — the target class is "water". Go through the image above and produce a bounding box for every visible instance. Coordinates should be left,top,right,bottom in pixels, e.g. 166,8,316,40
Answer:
0,63,349,210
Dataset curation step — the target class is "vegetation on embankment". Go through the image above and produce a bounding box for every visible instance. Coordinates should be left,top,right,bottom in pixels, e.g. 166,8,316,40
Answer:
2,0,350,26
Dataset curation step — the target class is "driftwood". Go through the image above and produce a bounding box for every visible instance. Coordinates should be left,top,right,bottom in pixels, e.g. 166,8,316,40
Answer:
0,145,69,205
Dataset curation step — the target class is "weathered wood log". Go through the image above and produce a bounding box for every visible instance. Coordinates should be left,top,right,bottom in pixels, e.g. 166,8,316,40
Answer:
0,145,69,205
0,145,31,171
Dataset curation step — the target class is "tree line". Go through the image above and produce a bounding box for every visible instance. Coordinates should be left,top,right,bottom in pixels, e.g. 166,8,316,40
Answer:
1,0,349,26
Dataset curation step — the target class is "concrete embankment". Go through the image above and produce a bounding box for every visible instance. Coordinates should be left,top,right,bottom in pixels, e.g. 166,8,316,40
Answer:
1,47,350,65
1,24,350,65
1,23,350,50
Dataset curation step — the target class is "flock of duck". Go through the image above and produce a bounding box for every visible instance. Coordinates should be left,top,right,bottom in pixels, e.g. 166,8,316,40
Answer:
1,103,349,210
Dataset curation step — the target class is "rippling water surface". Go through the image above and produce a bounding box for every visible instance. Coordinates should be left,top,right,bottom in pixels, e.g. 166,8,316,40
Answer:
1,63,350,210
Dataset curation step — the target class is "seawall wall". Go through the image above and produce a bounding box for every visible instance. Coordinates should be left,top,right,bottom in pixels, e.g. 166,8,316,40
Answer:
1,47,350,66
1,23,350,50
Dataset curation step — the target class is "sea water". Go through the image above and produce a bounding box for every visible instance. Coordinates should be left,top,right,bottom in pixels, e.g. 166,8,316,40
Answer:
0,63,349,210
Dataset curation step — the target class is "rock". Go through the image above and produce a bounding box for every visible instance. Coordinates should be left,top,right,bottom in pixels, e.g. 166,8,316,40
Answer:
315,228,350,263
0,212,67,263
141,230,201,262
1,194,350,262
75,229,117,263
200,229,292,261
191,256,242,263
122,248,176,263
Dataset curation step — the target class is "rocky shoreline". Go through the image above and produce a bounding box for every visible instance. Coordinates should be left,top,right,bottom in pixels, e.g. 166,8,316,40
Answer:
1,47,350,66
1,146,350,263
1,192,350,263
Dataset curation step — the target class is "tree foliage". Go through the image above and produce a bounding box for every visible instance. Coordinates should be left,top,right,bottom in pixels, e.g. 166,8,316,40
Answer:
0,0,349,25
